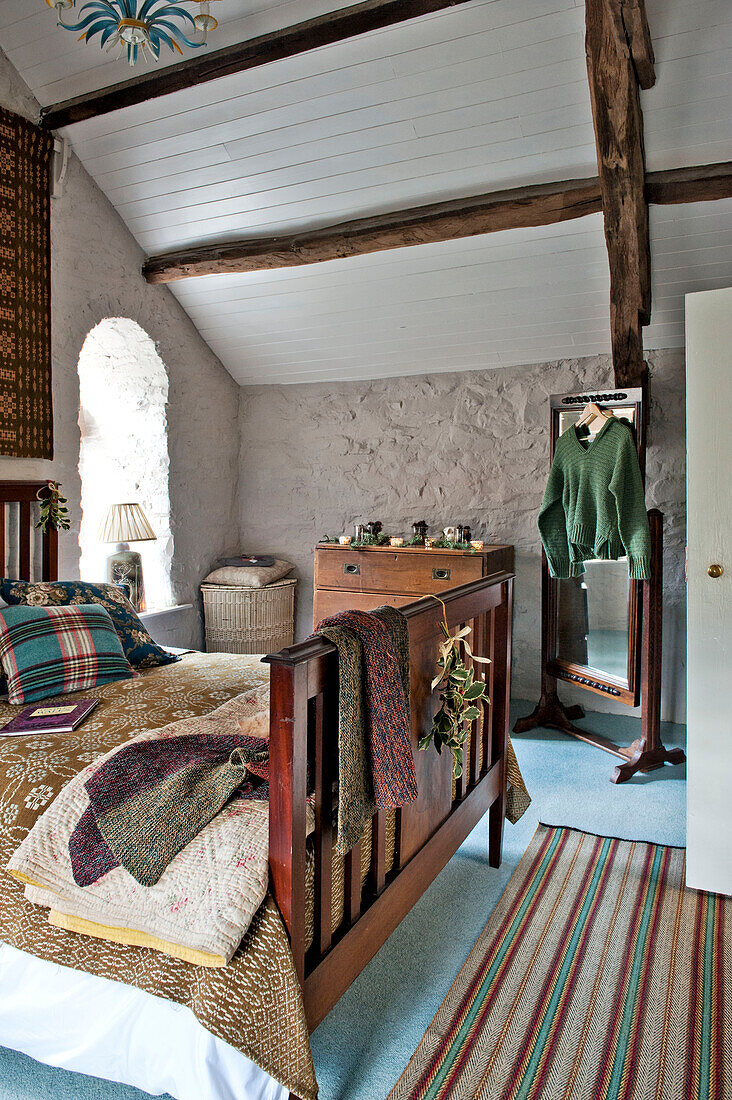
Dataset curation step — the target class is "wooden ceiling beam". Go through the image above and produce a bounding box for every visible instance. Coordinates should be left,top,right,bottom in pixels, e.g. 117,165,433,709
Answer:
143,177,604,283
141,162,732,284
40,0,476,131
585,0,653,387
646,161,732,205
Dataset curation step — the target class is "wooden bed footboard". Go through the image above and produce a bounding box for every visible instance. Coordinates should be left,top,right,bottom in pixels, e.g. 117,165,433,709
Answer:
263,572,514,1030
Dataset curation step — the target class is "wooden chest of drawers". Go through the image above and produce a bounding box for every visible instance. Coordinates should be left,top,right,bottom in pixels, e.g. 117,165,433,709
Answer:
313,543,514,626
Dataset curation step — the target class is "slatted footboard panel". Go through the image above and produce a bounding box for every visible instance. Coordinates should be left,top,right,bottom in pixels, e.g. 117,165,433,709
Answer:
264,572,514,1030
0,481,58,583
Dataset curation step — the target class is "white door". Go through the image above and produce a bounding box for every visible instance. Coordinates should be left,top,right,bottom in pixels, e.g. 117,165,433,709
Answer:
686,286,732,895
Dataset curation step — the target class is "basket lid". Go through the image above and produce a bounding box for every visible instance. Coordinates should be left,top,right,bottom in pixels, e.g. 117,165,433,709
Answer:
201,578,297,591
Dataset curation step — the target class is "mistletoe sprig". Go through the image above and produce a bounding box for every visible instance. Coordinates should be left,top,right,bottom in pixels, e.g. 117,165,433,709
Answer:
321,532,391,547
36,481,70,533
419,601,490,778
353,532,390,547
432,537,476,552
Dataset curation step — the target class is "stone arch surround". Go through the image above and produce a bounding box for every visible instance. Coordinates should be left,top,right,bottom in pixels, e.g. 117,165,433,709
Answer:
77,317,173,609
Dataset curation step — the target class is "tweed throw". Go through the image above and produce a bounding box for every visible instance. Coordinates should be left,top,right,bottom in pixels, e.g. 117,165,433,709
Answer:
317,607,417,818
70,732,269,888
505,738,531,824
389,825,729,1100
0,603,134,704
538,417,651,580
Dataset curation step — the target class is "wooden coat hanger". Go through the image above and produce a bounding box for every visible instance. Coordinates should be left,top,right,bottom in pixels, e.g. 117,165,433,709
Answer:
575,401,614,435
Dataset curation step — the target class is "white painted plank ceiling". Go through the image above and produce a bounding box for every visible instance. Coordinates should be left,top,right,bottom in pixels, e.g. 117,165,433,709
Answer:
0,0,730,384
0,0,357,105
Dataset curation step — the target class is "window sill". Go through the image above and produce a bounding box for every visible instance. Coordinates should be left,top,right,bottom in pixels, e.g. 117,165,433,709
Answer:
138,603,193,624
137,604,196,649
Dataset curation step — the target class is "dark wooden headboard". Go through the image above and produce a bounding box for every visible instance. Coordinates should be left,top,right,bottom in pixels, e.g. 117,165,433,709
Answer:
0,481,59,583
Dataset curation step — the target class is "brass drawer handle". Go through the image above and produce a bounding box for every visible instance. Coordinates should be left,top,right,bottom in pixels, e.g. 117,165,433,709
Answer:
344,563,360,576
433,568,451,581
708,563,724,579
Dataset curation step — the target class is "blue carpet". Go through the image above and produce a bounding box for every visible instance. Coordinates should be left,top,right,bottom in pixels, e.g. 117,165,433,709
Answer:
0,703,686,1100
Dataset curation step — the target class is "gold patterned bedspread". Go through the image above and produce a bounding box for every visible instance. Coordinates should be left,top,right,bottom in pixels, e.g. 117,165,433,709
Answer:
0,652,317,1100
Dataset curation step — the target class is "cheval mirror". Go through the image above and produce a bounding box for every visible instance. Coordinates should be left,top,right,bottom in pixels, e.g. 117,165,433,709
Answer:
514,387,685,783
549,387,645,707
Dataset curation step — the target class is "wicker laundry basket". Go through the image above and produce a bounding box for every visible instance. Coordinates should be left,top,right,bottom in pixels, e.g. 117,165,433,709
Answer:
201,578,296,655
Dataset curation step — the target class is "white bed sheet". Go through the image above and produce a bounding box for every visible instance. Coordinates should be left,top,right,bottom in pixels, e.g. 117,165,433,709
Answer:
0,944,287,1100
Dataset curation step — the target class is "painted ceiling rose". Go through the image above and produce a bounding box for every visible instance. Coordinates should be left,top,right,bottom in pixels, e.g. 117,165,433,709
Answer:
45,0,221,66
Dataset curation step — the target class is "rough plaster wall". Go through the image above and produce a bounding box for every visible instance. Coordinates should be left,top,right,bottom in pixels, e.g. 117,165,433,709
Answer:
0,50,240,646
239,350,686,723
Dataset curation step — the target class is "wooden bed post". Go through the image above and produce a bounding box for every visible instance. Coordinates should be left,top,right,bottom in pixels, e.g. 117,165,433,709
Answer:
267,660,309,983
489,578,513,867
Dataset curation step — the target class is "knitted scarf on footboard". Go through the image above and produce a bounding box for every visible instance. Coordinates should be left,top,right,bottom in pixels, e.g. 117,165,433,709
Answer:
316,606,417,854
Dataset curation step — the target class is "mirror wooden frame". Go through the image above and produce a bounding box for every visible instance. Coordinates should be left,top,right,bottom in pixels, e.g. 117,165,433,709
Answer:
545,386,645,707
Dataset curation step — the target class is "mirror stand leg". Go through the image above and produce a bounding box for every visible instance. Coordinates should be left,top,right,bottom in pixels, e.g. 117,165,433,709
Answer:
611,743,686,784
513,682,585,735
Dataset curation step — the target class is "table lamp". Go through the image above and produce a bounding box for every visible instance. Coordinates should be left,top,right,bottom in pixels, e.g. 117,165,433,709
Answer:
99,503,156,612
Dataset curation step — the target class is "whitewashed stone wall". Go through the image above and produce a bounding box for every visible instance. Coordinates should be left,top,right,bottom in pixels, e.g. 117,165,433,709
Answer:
239,350,686,722
0,50,241,646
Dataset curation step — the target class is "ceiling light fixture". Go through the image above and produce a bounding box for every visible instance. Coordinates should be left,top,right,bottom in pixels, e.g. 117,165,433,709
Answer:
45,1,221,67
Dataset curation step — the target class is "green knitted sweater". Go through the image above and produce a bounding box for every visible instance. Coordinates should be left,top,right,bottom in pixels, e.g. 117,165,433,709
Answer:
537,417,651,580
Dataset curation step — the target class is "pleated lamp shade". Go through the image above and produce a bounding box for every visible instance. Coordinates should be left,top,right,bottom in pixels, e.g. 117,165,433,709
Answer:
99,503,157,545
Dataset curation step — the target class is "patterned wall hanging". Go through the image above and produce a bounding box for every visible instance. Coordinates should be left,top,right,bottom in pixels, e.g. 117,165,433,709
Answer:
0,107,54,459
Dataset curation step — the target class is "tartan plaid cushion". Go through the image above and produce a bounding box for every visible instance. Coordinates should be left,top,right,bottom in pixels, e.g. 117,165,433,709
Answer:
0,580,178,671
0,604,134,705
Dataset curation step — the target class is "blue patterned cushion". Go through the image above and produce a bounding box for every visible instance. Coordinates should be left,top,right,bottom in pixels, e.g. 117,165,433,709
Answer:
0,603,135,705
0,580,179,670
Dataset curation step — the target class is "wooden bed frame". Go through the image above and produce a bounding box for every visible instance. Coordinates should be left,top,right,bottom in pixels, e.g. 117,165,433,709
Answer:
264,570,514,1032
4,480,513,1055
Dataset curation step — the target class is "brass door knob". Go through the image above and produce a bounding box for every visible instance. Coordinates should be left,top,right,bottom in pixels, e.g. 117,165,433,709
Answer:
708,564,724,579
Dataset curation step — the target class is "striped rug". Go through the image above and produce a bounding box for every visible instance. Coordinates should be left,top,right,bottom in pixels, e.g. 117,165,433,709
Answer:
389,825,729,1100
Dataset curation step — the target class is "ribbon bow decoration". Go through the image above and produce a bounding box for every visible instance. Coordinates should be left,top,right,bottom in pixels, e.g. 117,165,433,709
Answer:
432,620,491,690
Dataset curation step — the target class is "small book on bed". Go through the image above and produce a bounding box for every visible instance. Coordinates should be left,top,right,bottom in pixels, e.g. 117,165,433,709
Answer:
1,700,99,736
